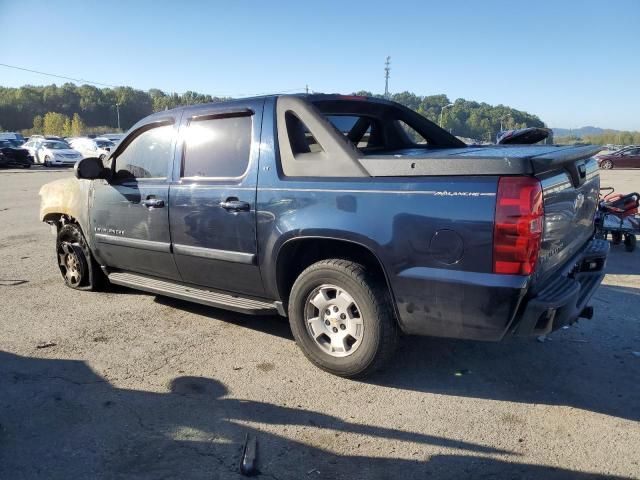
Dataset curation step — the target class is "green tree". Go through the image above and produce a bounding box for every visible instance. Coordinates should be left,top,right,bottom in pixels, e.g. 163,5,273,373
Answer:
71,113,85,136
63,117,72,137
32,115,43,132
43,112,70,136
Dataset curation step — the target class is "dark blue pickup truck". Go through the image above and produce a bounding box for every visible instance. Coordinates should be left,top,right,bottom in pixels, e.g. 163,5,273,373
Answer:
40,94,608,377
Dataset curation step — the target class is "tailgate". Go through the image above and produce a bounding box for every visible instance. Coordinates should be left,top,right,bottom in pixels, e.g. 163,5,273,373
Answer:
533,146,601,282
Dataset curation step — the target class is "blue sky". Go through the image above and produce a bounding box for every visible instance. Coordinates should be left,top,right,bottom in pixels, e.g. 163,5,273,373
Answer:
0,0,638,130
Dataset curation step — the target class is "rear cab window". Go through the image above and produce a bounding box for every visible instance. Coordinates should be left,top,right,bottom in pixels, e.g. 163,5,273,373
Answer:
310,99,438,155
326,115,378,148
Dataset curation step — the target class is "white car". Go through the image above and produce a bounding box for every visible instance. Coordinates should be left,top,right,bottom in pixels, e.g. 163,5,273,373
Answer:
99,133,125,144
22,139,83,167
69,137,116,160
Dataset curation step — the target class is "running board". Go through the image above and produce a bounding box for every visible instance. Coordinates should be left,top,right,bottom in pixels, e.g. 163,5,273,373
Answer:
107,271,280,316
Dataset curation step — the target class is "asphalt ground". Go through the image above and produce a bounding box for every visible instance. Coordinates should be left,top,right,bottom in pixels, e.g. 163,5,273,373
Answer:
0,166,638,479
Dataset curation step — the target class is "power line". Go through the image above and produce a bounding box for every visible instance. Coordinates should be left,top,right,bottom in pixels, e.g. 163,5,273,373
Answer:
0,62,309,98
0,62,119,88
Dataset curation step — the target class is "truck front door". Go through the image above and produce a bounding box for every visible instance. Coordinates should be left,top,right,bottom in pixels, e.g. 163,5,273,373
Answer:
169,100,264,297
90,119,181,280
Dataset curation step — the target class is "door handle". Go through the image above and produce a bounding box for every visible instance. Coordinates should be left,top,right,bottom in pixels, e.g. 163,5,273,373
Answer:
142,197,165,208
220,198,250,212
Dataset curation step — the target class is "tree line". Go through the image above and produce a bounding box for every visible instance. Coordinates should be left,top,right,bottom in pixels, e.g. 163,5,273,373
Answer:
555,131,640,146
0,84,229,135
354,91,546,142
0,82,584,142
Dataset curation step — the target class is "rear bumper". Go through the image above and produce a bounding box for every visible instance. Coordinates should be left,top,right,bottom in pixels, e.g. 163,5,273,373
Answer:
511,238,609,336
391,238,609,341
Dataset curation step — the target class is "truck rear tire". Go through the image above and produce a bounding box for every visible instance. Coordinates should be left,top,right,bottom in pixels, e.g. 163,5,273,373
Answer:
288,259,397,378
56,223,106,290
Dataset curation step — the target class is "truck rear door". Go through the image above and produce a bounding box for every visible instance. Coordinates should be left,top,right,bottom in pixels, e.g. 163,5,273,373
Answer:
168,99,265,297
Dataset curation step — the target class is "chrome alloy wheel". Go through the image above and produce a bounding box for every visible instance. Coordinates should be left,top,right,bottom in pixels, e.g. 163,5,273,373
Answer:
58,242,84,287
304,284,364,357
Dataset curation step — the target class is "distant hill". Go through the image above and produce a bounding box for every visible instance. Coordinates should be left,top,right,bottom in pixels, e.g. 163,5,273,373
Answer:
552,126,640,146
552,126,608,137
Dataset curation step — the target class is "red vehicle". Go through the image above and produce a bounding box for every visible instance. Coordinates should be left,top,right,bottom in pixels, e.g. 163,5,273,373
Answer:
597,147,640,169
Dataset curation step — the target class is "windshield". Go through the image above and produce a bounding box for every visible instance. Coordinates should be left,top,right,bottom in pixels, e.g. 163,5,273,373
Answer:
96,140,115,148
0,140,13,148
43,141,70,149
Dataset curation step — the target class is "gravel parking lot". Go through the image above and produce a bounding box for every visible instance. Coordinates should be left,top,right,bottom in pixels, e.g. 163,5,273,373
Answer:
0,167,638,479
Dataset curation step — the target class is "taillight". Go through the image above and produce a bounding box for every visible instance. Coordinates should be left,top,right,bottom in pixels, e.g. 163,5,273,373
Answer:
493,176,544,275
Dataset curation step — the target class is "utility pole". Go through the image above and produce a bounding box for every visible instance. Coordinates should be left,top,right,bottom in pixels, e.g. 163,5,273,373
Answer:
384,56,391,99
305,84,309,94
116,103,121,131
439,103,454,128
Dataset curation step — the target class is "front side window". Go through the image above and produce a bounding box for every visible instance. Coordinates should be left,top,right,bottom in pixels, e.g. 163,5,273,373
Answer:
182,115,252,178
114,124,174,180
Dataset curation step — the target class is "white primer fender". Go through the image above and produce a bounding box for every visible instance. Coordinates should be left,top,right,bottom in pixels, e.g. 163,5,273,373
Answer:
39,177,91,232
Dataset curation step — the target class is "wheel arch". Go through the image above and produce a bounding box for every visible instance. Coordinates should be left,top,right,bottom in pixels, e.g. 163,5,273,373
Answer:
274,236,399,320
42,212,78,227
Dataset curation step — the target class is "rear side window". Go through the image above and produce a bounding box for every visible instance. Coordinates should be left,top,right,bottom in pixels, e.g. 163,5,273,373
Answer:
182,115,252,178
114,124,174,180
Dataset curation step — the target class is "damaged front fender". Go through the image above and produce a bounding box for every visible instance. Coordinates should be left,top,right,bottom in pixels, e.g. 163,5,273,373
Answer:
39,177,91,233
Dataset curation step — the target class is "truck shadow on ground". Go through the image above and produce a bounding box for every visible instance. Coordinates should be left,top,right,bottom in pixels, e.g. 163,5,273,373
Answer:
600,243,640,274
0,351,630,479
149,285,639,423
154,295,294,340
367,280,640,423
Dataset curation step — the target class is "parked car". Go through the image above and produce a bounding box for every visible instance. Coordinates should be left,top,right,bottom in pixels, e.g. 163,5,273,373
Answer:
4,139,24,148
69,137,116,160
100,133,125,144
0,140,32,168
597,147,640,169
23,139,82,167
39,94,608,377
30,135,63,140
0,132,25,145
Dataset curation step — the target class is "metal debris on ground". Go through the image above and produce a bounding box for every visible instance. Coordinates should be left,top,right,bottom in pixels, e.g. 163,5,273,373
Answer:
240,433,258,476
0,279,28,286
36,341,57,349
